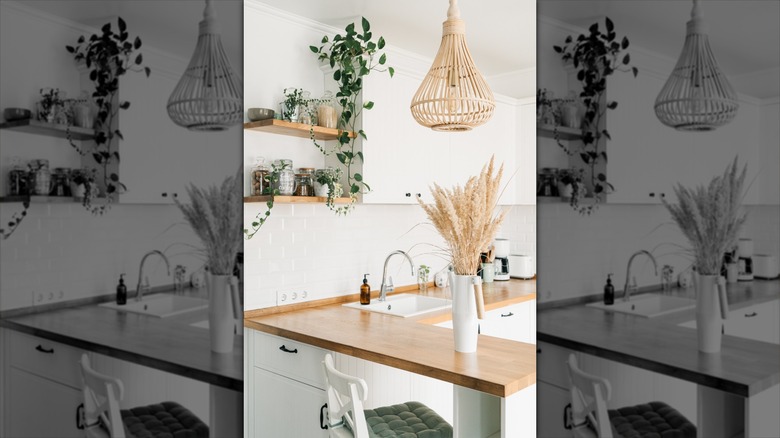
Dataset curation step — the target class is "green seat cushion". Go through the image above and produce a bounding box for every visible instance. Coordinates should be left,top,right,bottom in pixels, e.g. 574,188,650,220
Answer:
364,401,452,438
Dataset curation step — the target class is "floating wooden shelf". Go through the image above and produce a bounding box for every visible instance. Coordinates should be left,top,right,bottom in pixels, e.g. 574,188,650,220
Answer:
537,123,582,141
0,119,95,141
243,119,356,141
0,195,108,204
243,195,352,204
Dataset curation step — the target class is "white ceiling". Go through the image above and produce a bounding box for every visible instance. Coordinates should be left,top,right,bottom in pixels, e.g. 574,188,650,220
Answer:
539,0,780,99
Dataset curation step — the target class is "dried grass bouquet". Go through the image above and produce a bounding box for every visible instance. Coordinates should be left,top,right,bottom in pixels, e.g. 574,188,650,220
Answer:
662,158,747,275
175,169,243,276
417,156,507,276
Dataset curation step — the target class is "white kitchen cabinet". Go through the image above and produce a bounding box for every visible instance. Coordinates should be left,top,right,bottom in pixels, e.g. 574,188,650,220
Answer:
537,381,572,438
2,330,86,438
758,102,779,205
247,330,331,438
724,299,780,345
360,61,526,205
606,68,762,205
479,300,536,344
118,64,241,204
516,102,538,205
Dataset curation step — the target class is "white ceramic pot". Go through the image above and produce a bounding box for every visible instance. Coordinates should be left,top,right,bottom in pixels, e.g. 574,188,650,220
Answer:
694,273,727,353
207,272,238,354
314,182,329,198
449,272,479,353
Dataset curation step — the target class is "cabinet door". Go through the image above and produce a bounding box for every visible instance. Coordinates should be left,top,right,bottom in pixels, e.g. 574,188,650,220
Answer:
724,300,780,344
6,367,83,438
449,100,517,205
516,102,537,205
252,367,328,438
362,70,450,204
479,300,536,344
537,381,572,438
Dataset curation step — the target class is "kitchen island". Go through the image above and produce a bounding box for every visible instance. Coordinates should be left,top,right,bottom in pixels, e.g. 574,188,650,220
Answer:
537,279,780,438
244,279,537,438
0,287,242,437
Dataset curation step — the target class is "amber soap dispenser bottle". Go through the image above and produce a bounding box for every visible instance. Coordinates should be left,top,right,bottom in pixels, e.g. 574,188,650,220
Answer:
360,274,371,305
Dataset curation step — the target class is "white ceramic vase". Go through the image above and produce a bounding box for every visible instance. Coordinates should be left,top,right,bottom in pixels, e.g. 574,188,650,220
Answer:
207,272,237,354
694,273,727,353
449,272,479,353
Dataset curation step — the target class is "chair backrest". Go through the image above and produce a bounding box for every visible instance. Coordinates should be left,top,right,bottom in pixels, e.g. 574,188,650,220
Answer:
79,354,126,438
567,354,613,438
321,354,370,438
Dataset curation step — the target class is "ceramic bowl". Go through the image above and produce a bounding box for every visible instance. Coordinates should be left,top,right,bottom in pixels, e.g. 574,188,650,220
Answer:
3,108,32,122
247,108,275,121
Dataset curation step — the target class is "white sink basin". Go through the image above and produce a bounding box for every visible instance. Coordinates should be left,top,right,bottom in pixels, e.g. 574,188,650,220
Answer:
587,294,695,318
343,294,451,318
100,294,208,318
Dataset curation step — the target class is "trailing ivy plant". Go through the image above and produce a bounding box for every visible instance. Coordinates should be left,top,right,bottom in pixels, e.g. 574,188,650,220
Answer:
243,161,289,239
67,17,150,215
309,17,393,215
553,17,637,215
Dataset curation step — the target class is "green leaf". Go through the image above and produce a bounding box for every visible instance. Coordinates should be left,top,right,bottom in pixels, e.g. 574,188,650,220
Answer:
135,53,143,65
379,53,386,65
92,153,103,164
553,45,563,53
358,130,367,140
78,35,85,43
118,16,126,32
119,101,130,110
144,67,151,77
346,22,355,34
632,66,638,77
336,153,347,164
322,35,329,44
134,36,142,49
357,151,364,161
354,173,363,182
597,173,606,182
333,70,341,81
362,17,370,32
388,67,395,77
606,101,617,110
378,36,385,49
350,184,360,194
621,36,629,49
66,45,75,53
580,152,591,164
107,184,116,194
363,101,374,110
622,53,630,65
605,17,614,33
110,173,119,182
310,45,319,53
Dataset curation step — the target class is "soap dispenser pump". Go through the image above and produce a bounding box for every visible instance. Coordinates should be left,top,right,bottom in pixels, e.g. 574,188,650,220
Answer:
116,274,127,305
360,274,371,305
604,273,615,305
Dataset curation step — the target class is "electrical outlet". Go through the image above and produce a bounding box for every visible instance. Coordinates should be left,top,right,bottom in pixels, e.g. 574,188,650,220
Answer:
276,290,309,306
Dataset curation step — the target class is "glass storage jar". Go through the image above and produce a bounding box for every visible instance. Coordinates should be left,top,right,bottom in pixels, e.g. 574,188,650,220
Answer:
274,159,295,196
30,159,51,196
7,157,29,196
51,167,71,196
294,173,314,197
250,157,269,196
317,91,338,129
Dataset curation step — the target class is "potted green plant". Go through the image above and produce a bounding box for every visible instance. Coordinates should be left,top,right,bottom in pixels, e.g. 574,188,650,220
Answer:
314,167,343,201
66,17,150,215
553,17,637,215
557,167,585,204
309,17,393,215
280,87,306,122
36,88,65,123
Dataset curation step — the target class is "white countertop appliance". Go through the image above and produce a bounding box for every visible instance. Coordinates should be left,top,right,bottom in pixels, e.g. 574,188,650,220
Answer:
493,239,511,281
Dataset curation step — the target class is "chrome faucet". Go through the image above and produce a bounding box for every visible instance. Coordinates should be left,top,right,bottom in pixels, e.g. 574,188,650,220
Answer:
379,250,415,302
623,250,658,301
136,250,171,301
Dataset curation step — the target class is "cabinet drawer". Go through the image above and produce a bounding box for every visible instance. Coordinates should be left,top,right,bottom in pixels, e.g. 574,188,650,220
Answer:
252,331,330,389
6,330,84,388
536,341,574,389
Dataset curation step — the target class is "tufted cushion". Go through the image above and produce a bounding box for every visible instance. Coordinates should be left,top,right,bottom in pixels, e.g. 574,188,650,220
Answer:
364,401,452,438
121,401,209,438
609,401,696,438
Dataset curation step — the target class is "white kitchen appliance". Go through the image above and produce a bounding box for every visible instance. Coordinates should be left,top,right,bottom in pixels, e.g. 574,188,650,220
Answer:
737,238,754,281
493,239,511,281
753,255,779,279
509,255,535,279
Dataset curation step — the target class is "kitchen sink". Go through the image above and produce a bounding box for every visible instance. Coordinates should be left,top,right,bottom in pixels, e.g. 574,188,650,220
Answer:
343,294,451,318
587,294,695,318
100,294,208,318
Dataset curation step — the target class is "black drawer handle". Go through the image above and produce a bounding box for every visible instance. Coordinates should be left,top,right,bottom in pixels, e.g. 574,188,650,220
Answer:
162,192,168,197
537,348,541,354
649,192,655,197
279,345,298,354
35,345,54,354
320,403,329,429
416,193,421,198
745,312,757,318
405,193,411,197
501,312,514,317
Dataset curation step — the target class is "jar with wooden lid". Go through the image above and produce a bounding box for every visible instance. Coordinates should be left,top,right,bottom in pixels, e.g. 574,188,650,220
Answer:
294,173,314,197
317,91,338,129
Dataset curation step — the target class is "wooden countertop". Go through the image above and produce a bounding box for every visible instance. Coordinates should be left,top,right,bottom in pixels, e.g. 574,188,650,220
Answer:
537,280,780,397
0,289,242,391
244,279,537,398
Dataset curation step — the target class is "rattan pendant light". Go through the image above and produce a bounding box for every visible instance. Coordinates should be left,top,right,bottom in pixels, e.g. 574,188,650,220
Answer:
654,0,738,131
410,0,494,132
167,0,242,131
